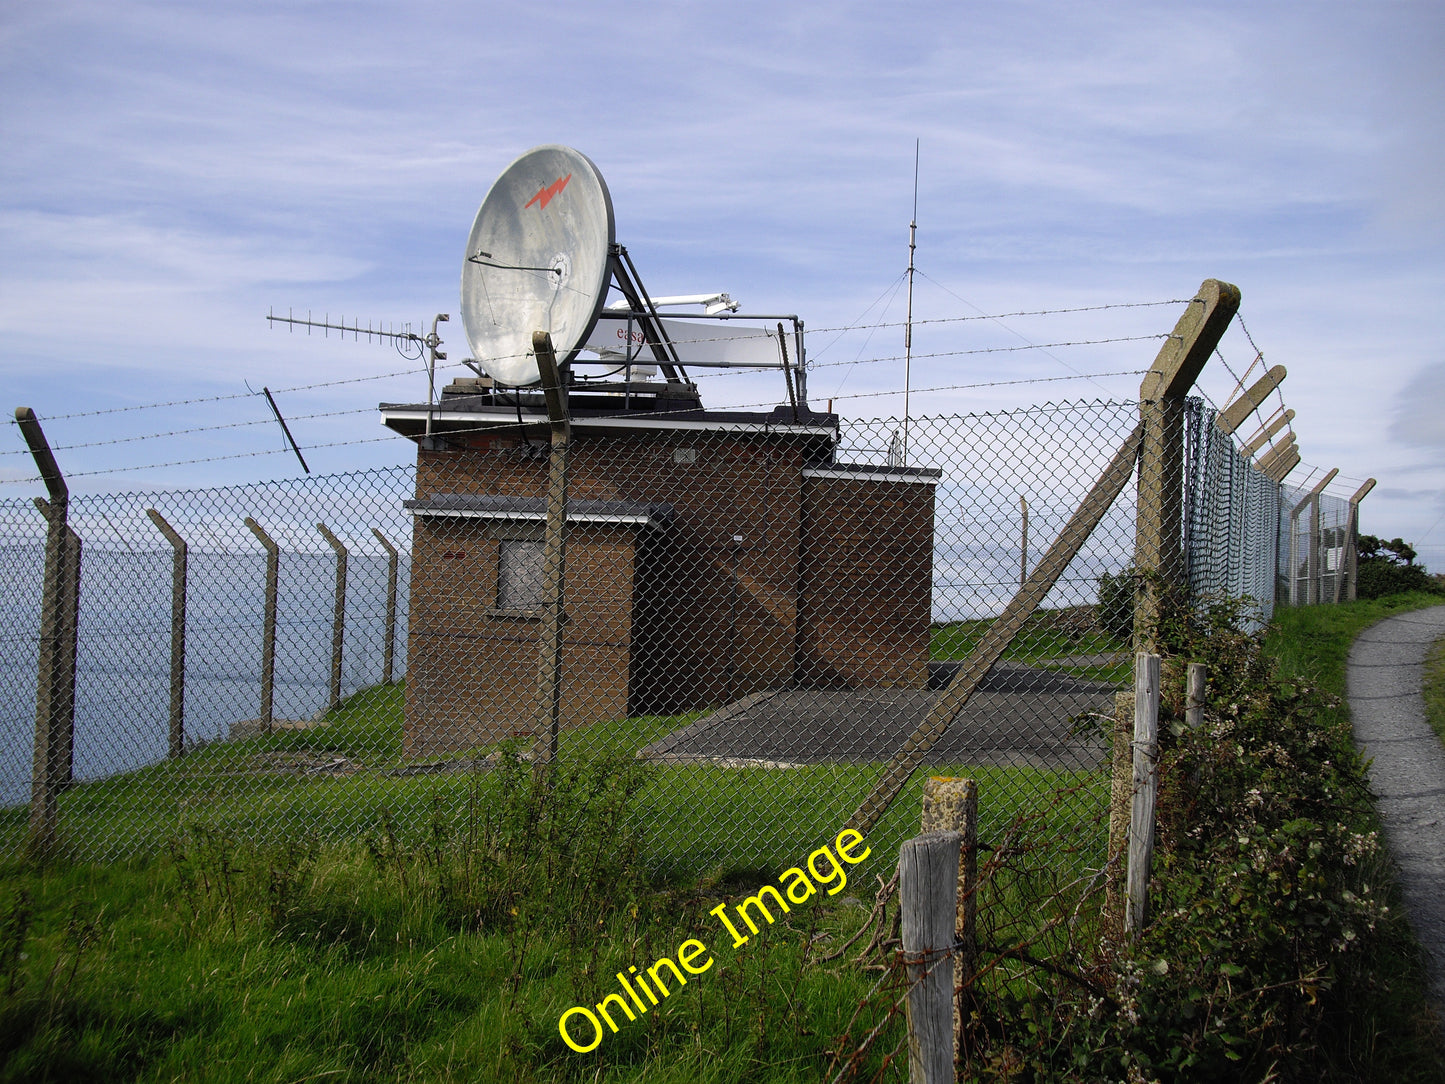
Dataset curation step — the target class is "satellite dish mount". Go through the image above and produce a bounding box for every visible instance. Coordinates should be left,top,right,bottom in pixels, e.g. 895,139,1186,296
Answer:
459,145,806,410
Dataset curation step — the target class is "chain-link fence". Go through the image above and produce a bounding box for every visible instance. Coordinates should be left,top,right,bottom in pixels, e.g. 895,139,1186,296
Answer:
3,398,1287,878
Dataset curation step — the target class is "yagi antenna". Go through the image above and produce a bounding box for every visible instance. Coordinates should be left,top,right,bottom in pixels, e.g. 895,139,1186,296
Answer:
266,308,451,437
266,307,447,364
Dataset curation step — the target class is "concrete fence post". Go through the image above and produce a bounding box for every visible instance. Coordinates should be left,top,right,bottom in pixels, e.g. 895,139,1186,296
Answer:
146,510,188,757
1288,469,1336,606
33,497,80,791
920,777,978,1064
1134,279,1240,651
16,408,75,853
317,523,348,712
900,830,962,1084
1335,479,1376,604
371,528,400,685
532,331,570,770
244,517,280,733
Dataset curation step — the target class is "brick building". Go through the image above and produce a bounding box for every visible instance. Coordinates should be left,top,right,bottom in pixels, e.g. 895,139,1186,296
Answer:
382,386,939,758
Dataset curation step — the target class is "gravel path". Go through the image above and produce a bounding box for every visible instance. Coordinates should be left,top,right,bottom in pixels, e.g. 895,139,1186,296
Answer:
1347,604,1445,1006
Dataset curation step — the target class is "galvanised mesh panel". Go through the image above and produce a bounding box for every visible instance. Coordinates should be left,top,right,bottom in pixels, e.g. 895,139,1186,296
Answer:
1279,483,1352,605
1186,399,1282,629
1,398,1281,880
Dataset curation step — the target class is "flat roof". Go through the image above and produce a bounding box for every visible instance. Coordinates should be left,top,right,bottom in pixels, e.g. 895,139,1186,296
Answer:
804,464,942,485
405,494,672,528
379,400,839,441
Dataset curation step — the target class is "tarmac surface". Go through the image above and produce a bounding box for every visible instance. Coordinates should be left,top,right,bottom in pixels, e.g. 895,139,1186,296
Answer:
640,661,1117,770
1347,604,1445,1007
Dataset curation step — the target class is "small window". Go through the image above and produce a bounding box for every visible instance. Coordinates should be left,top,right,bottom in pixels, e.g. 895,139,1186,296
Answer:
498,538,546,610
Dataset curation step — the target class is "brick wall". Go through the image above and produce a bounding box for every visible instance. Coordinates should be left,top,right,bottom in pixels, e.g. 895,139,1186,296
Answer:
401,427,936,756
797,470,937,689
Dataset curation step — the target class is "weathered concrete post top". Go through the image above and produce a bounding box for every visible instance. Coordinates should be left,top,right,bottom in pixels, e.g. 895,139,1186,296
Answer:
1134,279,1241,650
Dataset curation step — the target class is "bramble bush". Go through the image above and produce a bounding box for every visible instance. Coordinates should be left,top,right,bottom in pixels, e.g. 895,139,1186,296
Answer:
964,597,1421,1082
1107,601,1390,1080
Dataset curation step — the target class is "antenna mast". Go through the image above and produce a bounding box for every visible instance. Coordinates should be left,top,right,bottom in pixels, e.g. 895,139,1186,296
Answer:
902,140,919,466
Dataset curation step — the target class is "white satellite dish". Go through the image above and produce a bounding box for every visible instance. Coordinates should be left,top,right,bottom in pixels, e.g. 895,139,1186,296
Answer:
460,145,615,386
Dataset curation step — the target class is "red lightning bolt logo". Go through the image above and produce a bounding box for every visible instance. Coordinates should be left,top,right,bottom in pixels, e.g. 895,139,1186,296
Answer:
525,173,572,210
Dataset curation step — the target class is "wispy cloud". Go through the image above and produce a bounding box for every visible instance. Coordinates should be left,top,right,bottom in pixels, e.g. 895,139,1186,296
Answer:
1,0,1442,549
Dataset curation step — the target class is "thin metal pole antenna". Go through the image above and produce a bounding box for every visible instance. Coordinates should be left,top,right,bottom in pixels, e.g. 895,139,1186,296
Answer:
902,139,919,466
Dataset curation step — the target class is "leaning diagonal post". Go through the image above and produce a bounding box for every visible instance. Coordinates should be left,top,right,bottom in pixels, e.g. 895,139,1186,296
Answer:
847,421,1144,835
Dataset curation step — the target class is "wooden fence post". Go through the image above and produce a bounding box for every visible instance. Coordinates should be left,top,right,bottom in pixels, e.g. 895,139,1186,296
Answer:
1126,653,1161,938
371,527,399,685
146,510,188,758
317,523,348,712
244,517,280,734
900,830,962,1084
1185,662,1207,730
920,777,977,1064
1105,689,1134,929
1134,280,1240,651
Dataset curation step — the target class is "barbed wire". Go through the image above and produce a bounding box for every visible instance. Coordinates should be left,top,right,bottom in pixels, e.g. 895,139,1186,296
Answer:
4,362,456,424
809,334,1165,370
0,406,379,457
808,297,1190,336
0,372,1147,485
819,369,1147,403
6,298,1191,429
1,434,400,484
1225,313,1294,454
913,272,1157,399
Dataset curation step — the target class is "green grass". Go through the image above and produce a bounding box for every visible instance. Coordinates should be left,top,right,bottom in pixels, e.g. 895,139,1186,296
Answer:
0,846,899,1083
1424,633,1445,749
931,608,1131,685
3,666,1111,881
0,656,1115,1082
0,759,1106,1084
1264,591,1445,696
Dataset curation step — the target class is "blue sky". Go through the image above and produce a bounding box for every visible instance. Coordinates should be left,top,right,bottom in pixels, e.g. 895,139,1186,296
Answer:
3,1,1443,565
